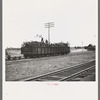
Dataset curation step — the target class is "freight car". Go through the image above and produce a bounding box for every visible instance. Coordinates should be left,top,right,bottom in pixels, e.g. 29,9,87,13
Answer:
21,41,70,58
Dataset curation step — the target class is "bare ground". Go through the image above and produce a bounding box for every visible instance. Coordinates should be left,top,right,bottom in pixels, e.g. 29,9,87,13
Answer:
5,51,95,81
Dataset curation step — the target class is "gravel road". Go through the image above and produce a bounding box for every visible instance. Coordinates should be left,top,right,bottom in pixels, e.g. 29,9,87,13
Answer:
6,51,95,81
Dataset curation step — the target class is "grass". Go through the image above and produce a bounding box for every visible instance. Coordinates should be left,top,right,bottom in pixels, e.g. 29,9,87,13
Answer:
5,51,95,81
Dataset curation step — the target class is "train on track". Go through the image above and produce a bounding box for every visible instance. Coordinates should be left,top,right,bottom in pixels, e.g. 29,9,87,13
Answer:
21,41,70,58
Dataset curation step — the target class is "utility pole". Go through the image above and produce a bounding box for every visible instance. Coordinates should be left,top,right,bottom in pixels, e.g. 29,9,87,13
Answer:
45,22,54,44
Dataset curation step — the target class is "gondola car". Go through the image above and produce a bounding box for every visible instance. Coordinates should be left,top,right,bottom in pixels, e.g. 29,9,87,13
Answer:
21,41,70,58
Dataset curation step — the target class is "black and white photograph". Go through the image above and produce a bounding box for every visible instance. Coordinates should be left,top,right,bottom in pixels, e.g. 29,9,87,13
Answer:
4,0,97,82
3,0,98,100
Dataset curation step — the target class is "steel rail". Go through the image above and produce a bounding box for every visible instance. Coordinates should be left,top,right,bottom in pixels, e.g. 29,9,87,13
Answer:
59,65,95,81
20,60,95,81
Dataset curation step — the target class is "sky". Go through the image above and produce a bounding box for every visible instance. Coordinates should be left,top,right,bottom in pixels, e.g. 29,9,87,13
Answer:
3,0,97,48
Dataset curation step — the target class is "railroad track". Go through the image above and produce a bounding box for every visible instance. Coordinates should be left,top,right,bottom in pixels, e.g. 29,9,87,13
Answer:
60,65,95,81
22,60,95,81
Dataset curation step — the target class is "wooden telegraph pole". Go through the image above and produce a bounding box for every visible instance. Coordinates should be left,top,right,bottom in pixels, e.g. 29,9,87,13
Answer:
45,22,54,44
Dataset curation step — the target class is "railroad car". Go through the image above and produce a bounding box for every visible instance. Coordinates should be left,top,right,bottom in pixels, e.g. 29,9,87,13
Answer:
21,41,70,58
